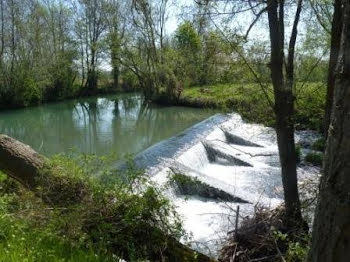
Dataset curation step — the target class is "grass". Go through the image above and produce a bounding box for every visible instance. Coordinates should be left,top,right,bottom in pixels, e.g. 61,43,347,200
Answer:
0,152,188,262
0,217,115,262
0,171,113,262
181,82,326,130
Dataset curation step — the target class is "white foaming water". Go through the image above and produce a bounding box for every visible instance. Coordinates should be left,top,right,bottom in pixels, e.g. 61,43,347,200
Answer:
134,113,320,257
177,143,210,170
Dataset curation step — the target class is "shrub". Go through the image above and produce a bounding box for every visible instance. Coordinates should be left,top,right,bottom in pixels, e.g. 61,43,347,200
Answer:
121,70,139,91
0,154,186,261
305,152,323,166
312,137,326,152
274,231,310,262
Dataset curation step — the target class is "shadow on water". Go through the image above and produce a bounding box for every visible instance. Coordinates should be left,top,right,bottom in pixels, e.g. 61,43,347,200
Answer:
0,93,215,156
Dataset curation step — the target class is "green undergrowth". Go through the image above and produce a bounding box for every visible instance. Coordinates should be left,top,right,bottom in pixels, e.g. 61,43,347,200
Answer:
0,153,187,262
169,173,203,194
311,137,326,152
169,173,244,202
303,138,325,166
181,82,326,130
305,152,323,166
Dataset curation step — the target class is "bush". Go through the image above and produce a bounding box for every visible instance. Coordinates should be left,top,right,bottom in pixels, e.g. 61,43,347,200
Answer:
0,154,186,261
305,152,323,166
274,231,310,262
312,137,326,152
121,70,139,91
7,72,43,107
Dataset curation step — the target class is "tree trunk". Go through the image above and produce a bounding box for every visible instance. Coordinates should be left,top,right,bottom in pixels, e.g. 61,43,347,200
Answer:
324,0,343,138
0,135,46,188
267,0,303,224
308,2,350,261
0,0,4,66
111,42,120,89
113,65,119,89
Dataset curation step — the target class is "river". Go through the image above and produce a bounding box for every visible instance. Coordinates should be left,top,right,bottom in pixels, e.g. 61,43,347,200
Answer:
0,93,215,156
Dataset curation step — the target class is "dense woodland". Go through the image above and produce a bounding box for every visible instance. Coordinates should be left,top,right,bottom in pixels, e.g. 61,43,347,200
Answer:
0,0,349,261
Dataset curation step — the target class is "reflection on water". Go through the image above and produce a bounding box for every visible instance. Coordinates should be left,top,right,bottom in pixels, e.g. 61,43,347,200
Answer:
0,93,215,156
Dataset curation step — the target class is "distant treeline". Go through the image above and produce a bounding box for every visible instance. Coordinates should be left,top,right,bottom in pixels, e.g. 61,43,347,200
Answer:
0,0,329,107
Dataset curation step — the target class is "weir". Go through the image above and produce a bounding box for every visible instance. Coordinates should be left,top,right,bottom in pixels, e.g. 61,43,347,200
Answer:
130,113,320,257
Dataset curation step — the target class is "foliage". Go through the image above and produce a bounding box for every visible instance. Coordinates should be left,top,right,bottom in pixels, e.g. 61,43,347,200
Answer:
169,172,242,202
0,154,186,261
274,231,310,262
181,83,275,126
295,144,302,163
312,137,326,152
294,83,327,130
0,0,330,111
0,0,78,108
0,214,116,262
173,21,202,86
170,173,201,190
175,21,202,53
180,82,325,130
305,152,323,166
120,69,140,91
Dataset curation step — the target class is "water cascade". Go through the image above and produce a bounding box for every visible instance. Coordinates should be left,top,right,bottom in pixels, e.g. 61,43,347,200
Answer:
128,113,320,256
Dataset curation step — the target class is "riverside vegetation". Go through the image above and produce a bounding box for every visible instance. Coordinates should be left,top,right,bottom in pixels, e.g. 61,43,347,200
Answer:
0,154,204,261
178,82,326,131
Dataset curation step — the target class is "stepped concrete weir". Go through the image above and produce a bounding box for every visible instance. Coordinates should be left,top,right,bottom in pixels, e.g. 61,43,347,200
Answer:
128,113,320,257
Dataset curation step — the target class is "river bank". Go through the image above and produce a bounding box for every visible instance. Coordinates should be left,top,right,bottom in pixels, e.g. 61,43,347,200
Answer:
155,83,326,131
0,85,132,111
1,81,325,132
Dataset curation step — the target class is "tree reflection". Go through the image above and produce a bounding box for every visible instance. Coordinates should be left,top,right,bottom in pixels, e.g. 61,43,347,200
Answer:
0,93,214,156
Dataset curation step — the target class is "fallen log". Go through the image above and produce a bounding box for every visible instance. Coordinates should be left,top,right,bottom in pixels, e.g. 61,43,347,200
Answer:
0,134,46,188
0,134,216,262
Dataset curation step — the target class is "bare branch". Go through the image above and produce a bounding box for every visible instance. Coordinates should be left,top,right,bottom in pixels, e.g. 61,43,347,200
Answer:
244,7,267,40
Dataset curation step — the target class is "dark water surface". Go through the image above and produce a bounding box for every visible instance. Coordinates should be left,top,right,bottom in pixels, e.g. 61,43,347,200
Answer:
0,93,215,156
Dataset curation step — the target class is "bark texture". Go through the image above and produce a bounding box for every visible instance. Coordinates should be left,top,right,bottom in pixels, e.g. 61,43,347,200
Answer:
0,134,46,187
308,2,350,261
267,0,303,223
324,0,343,138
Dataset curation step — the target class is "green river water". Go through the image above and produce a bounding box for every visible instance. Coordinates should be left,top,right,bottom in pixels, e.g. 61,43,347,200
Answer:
0,93,215,156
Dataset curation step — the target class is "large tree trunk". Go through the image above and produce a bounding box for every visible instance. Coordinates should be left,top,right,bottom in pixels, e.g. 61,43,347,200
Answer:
324,0,343,138
267,0,303,224
308,2,350,261
0,134,45,188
